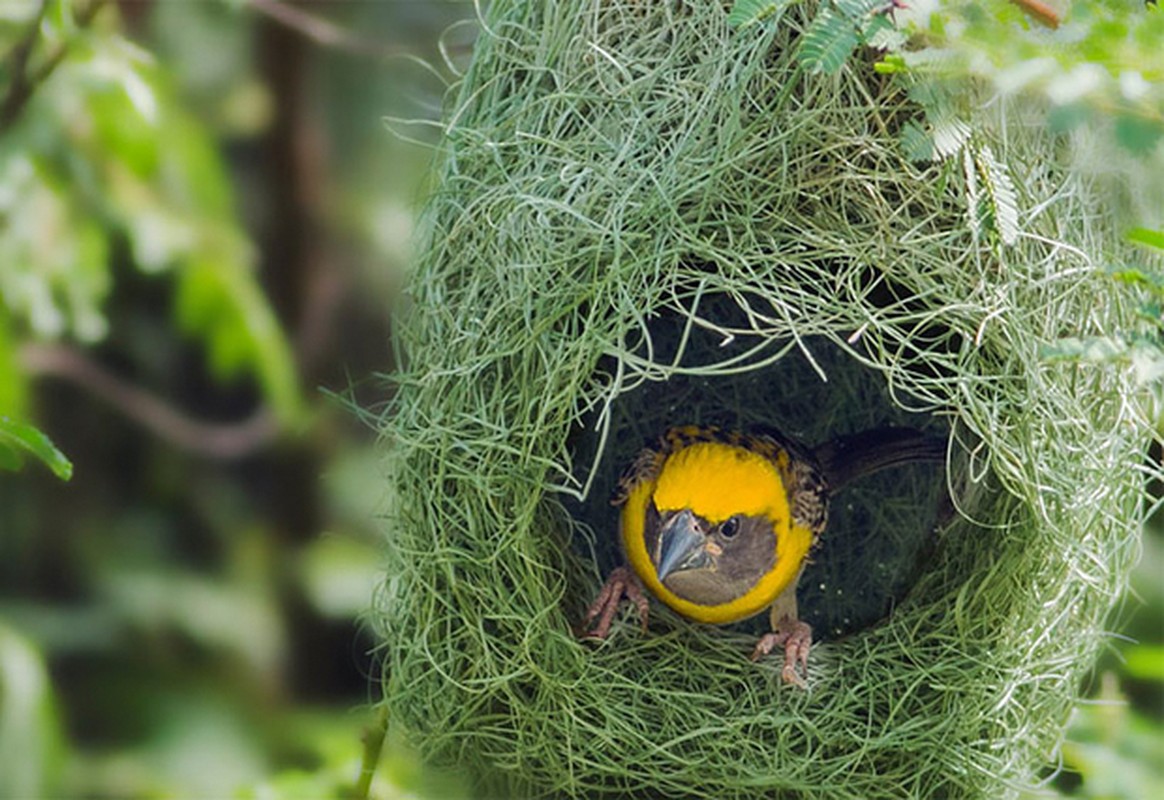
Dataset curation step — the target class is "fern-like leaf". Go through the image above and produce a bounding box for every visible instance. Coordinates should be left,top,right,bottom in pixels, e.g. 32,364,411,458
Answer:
728,0,793,29
931,113,972,160
963,147,983,240
976,145,1020,246
798,8,860,74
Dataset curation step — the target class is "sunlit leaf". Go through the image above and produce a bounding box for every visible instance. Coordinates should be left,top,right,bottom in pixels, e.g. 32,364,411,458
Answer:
175,248,303,425
0,156,112,342
932,114,971,160
1128,227,1164,253
963,147,982,238
0,417,72,480
0,624,64,800
1123,644,1164,681
1108,265,1164,294
0,312,27,418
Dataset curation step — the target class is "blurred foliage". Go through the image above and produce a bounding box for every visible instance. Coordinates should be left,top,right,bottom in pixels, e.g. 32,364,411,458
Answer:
1,0,466,798
0,0,303,426
0,622,64,799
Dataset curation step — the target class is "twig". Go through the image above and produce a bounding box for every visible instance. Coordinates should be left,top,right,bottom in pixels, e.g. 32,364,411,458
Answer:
248,0,416,60
0,0,107,131
353,704,389,800
1008,0,1061,29
19,342,282,460
0,0,50,130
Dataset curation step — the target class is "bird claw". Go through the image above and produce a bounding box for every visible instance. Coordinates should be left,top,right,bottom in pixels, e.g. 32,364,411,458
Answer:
578,565,649,640
751,617,812,689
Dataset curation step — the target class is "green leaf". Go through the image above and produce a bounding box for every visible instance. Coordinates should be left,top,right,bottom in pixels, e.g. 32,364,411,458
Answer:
976,145,1020,246
0,417,73,480
899,119,934,162
1108,266,1164,295
174,247,303,425
797,8,860,75
0,311,28,418
1123,644,1164,682
727,0,792,29
1128,227,1164,253
875,53,908,74
1115,112,1164,154
0,624,64,800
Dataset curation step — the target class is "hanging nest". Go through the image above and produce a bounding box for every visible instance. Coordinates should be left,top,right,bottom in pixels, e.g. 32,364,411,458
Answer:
375,2,1152,797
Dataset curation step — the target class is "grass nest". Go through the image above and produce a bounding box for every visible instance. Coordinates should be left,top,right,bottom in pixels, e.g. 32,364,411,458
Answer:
375,2,1152,796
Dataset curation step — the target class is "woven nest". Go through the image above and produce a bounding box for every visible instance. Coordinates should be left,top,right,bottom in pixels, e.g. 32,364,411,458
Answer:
376,2,1151,797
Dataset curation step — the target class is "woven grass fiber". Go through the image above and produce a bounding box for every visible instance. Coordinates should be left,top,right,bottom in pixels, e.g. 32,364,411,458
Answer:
376,1,1153,796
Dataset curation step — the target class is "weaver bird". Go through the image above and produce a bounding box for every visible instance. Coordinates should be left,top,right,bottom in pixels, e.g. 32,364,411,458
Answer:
581,425,946,687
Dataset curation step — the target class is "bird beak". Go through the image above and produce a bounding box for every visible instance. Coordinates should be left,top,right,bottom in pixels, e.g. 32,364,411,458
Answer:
654,509,713,582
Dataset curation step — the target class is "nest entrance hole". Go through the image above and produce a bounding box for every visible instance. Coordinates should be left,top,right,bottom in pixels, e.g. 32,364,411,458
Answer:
566,294,952,641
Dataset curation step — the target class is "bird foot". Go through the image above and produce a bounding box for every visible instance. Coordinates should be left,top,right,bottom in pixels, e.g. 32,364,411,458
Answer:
578,565,649,640
751,616,812,689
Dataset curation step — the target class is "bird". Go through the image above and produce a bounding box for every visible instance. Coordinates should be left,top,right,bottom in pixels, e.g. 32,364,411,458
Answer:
580,424,947,687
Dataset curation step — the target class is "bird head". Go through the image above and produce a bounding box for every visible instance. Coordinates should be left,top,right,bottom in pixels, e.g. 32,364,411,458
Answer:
644,441,789,609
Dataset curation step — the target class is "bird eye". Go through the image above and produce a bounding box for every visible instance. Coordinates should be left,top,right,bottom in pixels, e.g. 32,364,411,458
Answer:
719,516,740,538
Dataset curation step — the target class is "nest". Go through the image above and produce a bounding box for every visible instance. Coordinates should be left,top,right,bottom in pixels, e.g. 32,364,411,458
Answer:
375,2,1151,796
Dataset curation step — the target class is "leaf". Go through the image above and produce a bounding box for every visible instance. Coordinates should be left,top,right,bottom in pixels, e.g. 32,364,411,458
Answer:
1122,644,1164,681
1041,336,1164,386
0,158,113,342
0,312,28,418
963,147,982,239
1114,112,1164,154
797,8,860,75
899,119,934,162
1041,336,1130,363
0,417,72,480
976,145,1020,246
174,246,303,426
1107,265,1164,293
728,0,792,29
0,624,64,800
1128,228,1164,253
875,53,908,74
931,113,971,159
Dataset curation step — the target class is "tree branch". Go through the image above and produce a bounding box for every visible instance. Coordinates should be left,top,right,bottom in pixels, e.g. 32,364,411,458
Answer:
1009,0,1061,29
0,0,107,131
248,0,416,60
19,342,282,460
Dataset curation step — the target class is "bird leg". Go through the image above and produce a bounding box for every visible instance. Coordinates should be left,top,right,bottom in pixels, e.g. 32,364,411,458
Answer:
578,565,649,639
750,579,812,688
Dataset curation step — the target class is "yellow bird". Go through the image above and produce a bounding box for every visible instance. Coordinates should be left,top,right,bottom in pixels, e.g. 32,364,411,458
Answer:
581,425,946,687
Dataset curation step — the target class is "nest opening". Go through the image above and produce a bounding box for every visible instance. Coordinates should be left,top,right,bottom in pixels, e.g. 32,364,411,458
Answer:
566,292,954,642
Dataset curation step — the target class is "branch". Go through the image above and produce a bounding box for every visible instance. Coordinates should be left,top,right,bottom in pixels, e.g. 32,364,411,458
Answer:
0,0,107,131
19,342,282,460
248,0,417,60
1008,0,1061,29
